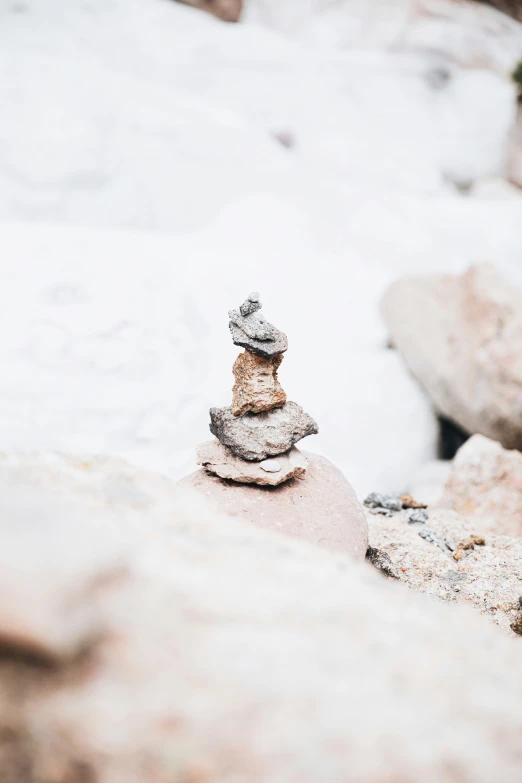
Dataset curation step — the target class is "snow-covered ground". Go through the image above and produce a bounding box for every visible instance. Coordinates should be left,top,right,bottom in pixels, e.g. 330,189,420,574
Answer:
2,0,522,496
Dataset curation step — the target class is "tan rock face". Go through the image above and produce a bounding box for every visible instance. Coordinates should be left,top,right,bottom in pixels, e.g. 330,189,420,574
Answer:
197,440,306,486
366,504,522,636
231,350,286,416
381,264,522,450
181,450,368,560
3,455,522,782
440,434,522,537
174,0,242,22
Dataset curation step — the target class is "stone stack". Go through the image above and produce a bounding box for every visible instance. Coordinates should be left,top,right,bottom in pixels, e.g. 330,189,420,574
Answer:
197,292,318,486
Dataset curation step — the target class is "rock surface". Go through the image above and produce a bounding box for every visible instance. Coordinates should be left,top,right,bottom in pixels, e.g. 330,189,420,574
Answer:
232,350,286,416
175,0,242,22
181,451,368,559
196,439,306,486
229,293,288,359
210,401,318,461
2,453,522,782
367,504,522,635
381,264,522,449
441,434,522,537
482,0,522,21
508,102,522,188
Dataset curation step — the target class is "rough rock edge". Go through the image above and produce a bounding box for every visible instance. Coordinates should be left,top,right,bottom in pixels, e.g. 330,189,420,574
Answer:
196,440,307,486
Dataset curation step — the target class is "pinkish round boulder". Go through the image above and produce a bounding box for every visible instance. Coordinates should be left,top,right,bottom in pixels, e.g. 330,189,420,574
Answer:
179,451,368,560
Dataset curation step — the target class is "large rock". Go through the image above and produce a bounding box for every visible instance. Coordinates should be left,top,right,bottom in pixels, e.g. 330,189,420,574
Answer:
175,0,242,22
197,439,306,486
181,451,369,559
3,453,522,781
381,264,522,449
209,401,318,461
440,433,522,537
366,502,522,635
232,350,286,416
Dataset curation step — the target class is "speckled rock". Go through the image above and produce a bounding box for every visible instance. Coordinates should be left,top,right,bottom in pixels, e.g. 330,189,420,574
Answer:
180,451,368,560
196,440,306,486
367,504,522,635
209,401,318,461
229,293,288,359
232,350,286,416
440,434,522,537
381,264,522,449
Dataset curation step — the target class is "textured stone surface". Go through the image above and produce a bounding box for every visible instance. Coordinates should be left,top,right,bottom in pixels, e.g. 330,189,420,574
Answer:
174,0,242,22
440,434,522,537
367,504,522,636
180,451,368,559
2,454,522,781
232,350,286,416
381,264,522,449
196,440,306,486
210,401,318,461
229,293,288,358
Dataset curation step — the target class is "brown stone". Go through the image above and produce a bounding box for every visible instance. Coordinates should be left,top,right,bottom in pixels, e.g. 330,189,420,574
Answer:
196,440,306,486
400,494,427,509
231,350,286,416
179,450,368,560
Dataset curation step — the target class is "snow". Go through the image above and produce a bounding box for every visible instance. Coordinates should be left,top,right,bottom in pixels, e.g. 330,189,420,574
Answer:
1,0,522,496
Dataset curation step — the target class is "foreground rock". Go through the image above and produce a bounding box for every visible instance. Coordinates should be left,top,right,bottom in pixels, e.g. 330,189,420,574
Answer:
197,439,306,486
441,434,522,537
181,451,368,559
0,481,124,662
381,264,522,449
175,0,242,22
229,292,288,358
210,401,318,461
2,453,522,781
232,350,286,416
367,504,522,635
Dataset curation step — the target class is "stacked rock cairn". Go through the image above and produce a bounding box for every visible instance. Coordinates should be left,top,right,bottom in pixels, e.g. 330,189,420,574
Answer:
197,292,319,486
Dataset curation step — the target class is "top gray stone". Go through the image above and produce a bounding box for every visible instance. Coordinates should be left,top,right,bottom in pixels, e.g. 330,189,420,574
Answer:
229,292,288,358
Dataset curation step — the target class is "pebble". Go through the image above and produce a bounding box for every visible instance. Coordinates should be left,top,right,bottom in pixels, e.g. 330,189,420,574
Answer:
260,460,281,473
418,528,452,553
407,509,428,525
364,493,402,512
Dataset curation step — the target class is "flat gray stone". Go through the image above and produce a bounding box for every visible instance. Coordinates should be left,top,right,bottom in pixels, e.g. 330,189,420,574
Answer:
209,401,318,461
229,293,288,358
